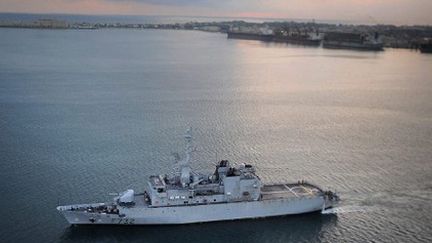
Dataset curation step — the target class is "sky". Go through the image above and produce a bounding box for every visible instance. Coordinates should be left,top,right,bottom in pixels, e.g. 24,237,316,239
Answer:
0,0,431,25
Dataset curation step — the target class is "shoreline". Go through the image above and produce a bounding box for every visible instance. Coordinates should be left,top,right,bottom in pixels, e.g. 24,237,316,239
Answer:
1,19,431,50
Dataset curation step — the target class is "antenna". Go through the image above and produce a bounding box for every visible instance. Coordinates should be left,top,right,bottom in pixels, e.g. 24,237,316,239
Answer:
177,127,194,187
183,127,193,165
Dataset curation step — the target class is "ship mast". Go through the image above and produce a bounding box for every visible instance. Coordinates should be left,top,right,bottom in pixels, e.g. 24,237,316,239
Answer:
179,127,193,187
183,127,193,165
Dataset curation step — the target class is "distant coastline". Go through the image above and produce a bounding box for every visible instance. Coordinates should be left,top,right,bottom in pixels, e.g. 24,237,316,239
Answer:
0,12,374,25
1,12,431,50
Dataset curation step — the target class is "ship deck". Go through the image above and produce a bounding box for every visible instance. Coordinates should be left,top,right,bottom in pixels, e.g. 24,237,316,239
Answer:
261,182,323,200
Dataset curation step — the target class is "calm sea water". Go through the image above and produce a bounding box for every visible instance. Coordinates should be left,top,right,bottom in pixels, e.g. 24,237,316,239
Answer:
0,28,431,243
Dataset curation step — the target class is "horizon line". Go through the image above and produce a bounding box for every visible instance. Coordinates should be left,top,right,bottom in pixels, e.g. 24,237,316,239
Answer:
1,11,431,27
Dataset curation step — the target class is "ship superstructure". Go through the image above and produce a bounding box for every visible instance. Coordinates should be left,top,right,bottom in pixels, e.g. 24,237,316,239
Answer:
323,32,384,51
57,129,339,225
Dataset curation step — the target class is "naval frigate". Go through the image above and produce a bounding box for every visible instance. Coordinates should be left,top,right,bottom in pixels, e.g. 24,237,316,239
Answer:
57,129,339,225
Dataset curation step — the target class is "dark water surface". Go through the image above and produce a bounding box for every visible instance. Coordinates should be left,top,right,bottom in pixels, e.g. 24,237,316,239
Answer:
0,28,431,243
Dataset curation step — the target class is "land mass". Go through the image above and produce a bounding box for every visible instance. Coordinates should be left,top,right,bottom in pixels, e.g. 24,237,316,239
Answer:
1,17,431,50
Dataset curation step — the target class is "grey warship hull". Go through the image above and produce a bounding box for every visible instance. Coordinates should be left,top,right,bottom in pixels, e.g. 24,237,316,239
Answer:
58,183,336,225
57,129,339,225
